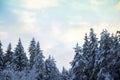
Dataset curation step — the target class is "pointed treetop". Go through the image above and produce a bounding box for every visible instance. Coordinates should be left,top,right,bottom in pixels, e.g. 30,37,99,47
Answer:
30,37,36,46
62,67,66,71
116,31,120,37
0,40,3,55
47,55,55,62
52,56,55,61
18,38,22,44
101,29,109,35
74,43,81,53
90,28,96,36
32,37,35,42
19,38,21,41
48,55,51,60
84,33,88,40
7,43,12,51
0,40,2,46
15,38,24,51
90,28,94,32
36,41,43,52
37,41,40,49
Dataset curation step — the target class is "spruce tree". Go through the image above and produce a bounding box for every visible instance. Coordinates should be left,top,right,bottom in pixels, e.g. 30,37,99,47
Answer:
0,41,4,71
97,30,110,78
4,43,13,69
61,67,69,80
12,39,28,71
33,42,45,80
29,38,36,69
45,56,60,80
83,34,90,61
106,33,120,79
71,43,87,80
85,28,98,80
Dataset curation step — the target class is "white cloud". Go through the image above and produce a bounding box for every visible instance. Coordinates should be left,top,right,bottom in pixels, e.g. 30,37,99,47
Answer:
70,2,85,10
9,0,60,10
115,1,120,10
93,23,120,35
6,0,120,70
61,27,90,45
12,9,38,33
67,15,83,25
55,23,120,45
90,0,98,5
0,31,8,40
90,0,109,5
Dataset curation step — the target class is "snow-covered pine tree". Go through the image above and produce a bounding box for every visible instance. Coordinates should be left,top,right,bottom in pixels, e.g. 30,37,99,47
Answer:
106,33,120,79
71,43,87,80
114,32,120,79
12,39,28,71
29,38,36,69
0,43,14,80
83,33,90,61
96,29,113,80
83,28,98,80
68,69,73,80
4,43,13,69
61,67,69,80
32,42,45,80
0,41,4,71
45,56,61,80
0,41,5,79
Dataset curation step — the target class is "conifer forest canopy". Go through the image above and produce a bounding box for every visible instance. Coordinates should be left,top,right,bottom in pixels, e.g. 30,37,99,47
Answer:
0,28,120,80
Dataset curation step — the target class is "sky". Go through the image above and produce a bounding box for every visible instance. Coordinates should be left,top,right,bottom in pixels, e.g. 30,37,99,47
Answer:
0,0,120,71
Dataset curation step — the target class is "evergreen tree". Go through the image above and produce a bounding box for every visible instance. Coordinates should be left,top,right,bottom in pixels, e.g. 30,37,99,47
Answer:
106,33,120,79
95,30,112,80
33,42,45,80
29,38,36,69
84,28,98,80
4,43,13,69
113,32,120,79
61,67,69,80
12,39,28,71
0,41,4,71
71,43,87,80
45,56,60,80
83,33,90,61
68,69,73,80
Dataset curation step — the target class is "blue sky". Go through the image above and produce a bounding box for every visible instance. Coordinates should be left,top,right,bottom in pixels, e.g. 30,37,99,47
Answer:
0,0,120,70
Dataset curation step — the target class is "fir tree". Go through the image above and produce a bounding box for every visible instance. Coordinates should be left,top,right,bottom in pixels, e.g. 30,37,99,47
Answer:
83,33,90,61
29,38,36,69
61,67,69,80
0,41,4,71
95,30,111,80
33,42,45,80
4,43,13,69
71,43,87,80
85,28,98,80
12,39,28,71
45,56,60,80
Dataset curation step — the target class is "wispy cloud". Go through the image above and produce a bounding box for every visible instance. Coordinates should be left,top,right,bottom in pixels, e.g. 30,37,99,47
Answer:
8,0,60,10
115,1,120,10
1,0,120,70
0,31,8,40
12,9,38,33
